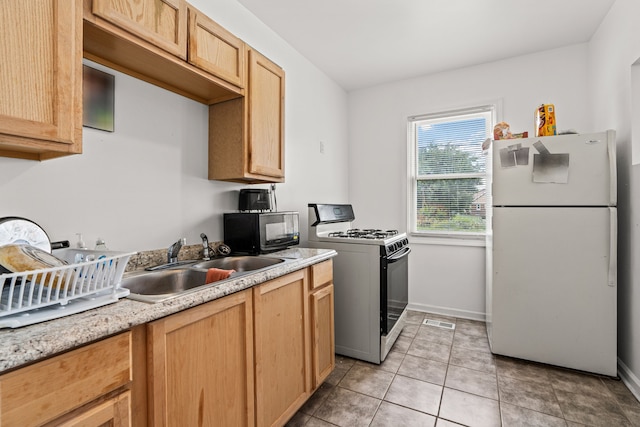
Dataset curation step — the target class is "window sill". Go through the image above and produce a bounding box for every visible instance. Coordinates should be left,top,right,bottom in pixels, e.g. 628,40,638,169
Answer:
409,233,486,248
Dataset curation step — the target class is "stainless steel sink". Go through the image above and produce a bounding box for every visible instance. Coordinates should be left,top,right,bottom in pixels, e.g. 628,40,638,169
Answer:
121,256,288,303
190,256,285,272
121,269,212,303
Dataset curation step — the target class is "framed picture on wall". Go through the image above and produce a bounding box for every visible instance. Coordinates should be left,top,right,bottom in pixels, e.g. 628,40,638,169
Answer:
83,65,115,132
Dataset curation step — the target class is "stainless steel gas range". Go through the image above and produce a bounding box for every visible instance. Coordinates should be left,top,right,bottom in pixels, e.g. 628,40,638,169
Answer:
307,203,410,364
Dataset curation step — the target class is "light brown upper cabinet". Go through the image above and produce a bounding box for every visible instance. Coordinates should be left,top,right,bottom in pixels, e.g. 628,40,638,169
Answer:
188,5,246,89
91,0,187,59
209,49,285,183
84,0,243,105
0,0,83,160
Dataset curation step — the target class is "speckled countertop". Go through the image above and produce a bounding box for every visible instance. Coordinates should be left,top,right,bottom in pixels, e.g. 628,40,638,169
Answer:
0,247,337,373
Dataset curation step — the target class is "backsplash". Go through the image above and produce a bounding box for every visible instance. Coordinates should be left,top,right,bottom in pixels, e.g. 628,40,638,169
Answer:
125,242,224,272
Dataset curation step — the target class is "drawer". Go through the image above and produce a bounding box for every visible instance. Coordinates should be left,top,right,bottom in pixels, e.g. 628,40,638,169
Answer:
0,331,132,426
310,260,333,291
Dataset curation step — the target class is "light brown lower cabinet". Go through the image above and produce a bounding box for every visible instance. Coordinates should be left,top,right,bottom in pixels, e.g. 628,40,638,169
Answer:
254,269,310,427
310,284,335,388
0,332,132,427
145,262,334,427
147,288,255,427
56,391,131,427
0,262,334,427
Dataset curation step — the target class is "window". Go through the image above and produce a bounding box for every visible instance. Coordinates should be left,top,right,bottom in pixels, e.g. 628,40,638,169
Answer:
408,105,494,238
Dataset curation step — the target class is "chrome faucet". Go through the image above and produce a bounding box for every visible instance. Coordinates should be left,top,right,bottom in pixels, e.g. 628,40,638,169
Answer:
200,233,211,260
167,237,186,264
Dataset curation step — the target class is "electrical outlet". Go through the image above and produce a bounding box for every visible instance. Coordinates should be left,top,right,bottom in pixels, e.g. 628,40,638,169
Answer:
319,140,325,154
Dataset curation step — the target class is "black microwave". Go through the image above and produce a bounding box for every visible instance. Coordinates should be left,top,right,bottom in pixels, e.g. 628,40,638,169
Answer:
224,211,299,255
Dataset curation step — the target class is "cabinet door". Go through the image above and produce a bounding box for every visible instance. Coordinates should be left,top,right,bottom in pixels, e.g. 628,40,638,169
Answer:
254,270,310,427
56,391,131,427
0,0,82,160
0,332,131,426
92,0,187,59
147,289,255,427
248,49,285,179
188,6,246,88
311,284,335,389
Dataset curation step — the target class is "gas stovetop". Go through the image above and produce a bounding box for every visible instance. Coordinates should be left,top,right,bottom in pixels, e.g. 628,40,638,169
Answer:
328,229,400,240
307,203,409,247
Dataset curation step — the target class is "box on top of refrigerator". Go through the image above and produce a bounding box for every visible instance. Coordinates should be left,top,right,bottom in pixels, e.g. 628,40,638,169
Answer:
535,104,556,137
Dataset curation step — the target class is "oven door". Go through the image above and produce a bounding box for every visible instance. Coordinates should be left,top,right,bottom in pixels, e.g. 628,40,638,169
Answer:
381,246,410,335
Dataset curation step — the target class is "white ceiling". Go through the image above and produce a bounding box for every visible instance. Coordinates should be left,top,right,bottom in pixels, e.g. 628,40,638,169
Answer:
237,0,616,91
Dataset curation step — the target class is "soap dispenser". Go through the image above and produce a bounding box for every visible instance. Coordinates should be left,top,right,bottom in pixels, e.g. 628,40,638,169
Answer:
95,238,108,251
75,233,87,249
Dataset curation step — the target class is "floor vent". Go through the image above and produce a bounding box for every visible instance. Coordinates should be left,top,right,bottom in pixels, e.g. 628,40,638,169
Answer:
423,319,455,330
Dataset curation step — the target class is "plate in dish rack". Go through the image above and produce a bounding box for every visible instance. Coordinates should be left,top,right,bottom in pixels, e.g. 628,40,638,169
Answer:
0,244,67,275
0,217,51,253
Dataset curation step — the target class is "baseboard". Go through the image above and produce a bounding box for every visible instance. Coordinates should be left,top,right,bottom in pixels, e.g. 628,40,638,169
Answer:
618,358,640,400
407,302,485,322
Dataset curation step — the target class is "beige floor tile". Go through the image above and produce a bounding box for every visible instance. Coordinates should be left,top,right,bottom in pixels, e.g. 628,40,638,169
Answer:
325,364,350,386
408,337,452,363
435,419,465,427
285,411,310,427
498,375,564,418
384,374,443,416
500,402,567,427
305,417,338,427
454,320,487,338
555,388,631,426
406,310,427,325
338,364,395,399
391,334,413,353
401,323,420,338
620,405,640,427
603,377,640,407
439,388,501,427
335,355,356,368
416,324,455,345
370,401,436,427
445,364,499,400
313,387,380,427
398,353,448,386
299,382,334,415
496,356,552,384
449,345,496,374
313,316,640,427
548,368,613,399
356,350,405,374
452,333,491,354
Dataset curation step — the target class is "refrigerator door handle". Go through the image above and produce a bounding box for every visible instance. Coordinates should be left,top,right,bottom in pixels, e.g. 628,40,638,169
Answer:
607,130,617,206
609,207,617,287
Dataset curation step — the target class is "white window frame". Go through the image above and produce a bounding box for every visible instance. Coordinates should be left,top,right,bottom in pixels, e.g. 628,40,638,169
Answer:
407,103,498,245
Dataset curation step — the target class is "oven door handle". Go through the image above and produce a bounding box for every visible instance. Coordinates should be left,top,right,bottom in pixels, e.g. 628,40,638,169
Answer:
387,246,411,263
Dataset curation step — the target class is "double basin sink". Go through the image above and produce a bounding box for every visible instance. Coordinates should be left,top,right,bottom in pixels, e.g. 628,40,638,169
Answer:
121,256,289,303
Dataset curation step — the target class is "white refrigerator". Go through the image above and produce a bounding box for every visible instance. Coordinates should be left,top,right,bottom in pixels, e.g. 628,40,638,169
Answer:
486,130,617,376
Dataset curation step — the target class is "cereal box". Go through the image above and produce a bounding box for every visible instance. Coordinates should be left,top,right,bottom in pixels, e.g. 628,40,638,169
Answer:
535,104,556,137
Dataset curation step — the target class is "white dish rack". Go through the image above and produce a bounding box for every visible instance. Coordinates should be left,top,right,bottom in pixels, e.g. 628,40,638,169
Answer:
0,249,135,328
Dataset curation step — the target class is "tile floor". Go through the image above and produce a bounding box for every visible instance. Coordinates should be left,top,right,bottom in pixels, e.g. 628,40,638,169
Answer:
286,310,640,427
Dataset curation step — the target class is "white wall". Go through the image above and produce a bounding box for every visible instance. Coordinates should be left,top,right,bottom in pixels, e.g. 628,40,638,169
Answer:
348,44,592,319
0,0,349,253
587,0,640,395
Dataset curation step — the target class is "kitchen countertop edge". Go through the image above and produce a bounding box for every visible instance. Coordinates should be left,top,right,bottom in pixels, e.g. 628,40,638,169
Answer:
0,248,337,373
